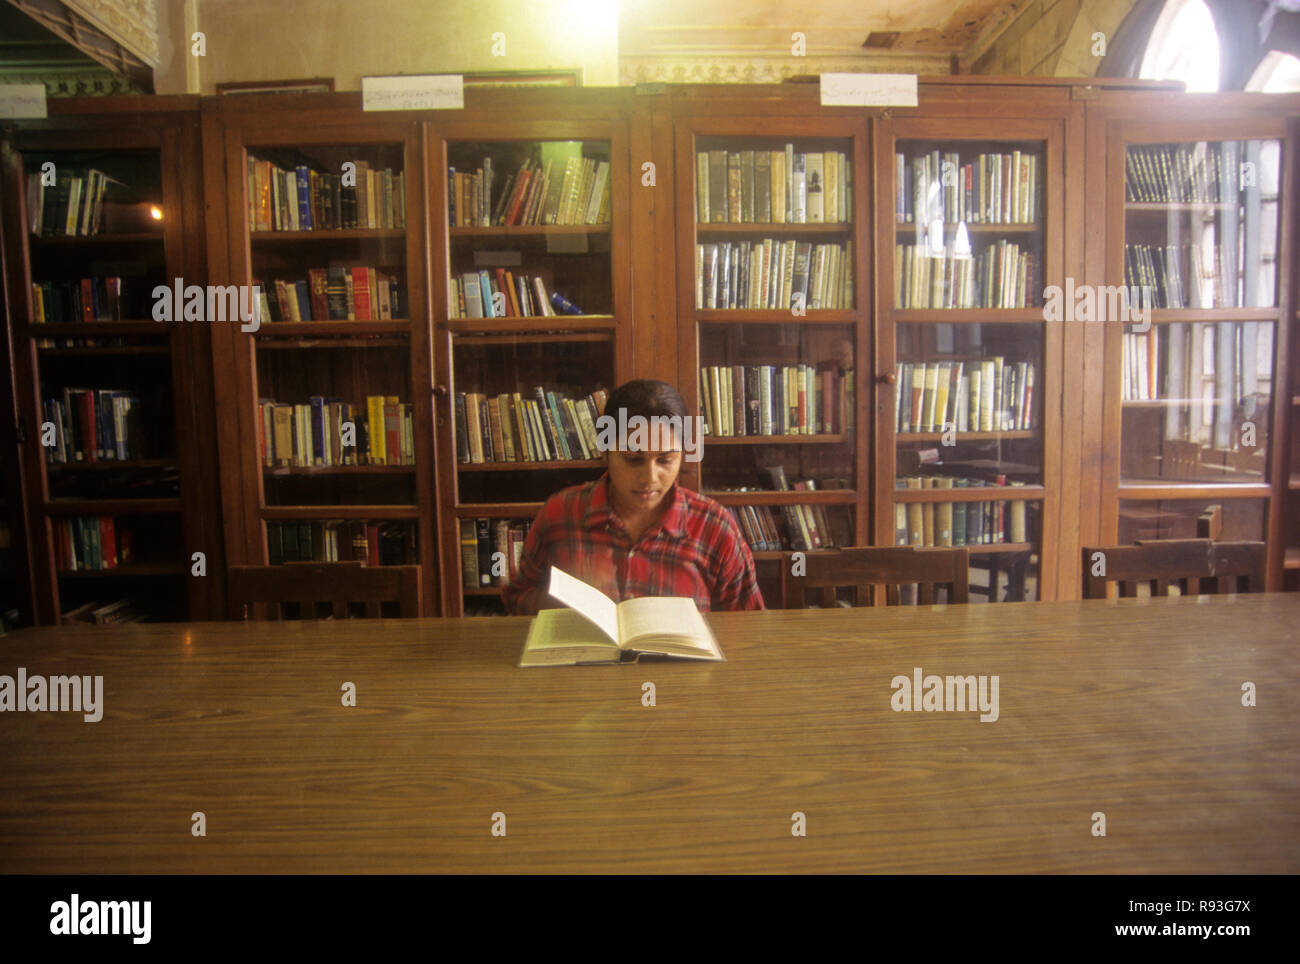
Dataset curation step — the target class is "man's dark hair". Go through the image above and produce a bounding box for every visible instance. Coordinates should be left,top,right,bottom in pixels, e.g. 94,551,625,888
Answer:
603,379,688,422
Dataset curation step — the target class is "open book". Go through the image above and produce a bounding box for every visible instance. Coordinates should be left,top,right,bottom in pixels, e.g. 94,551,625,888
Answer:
518,566,724,667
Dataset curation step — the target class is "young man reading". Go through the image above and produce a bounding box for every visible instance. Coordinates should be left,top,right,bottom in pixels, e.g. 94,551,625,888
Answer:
501,379,764,615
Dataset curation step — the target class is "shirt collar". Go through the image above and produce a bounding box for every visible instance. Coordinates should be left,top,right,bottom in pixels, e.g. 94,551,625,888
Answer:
585,471,688,540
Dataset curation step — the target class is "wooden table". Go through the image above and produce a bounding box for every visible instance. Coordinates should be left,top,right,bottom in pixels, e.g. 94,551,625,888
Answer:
1,594,1296,873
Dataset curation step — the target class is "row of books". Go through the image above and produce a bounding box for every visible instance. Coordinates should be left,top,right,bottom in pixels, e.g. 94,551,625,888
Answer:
448,151,611,226
1123,241,1253,309
258,397,414,468
696,239,853,310
31,277,129,323
43,389,150,463
895,476,1032,546
895,149,1040,225
1137,322,1264,448
1120,328,1162,402
695,148,852,224
721,484,854,551
247,156,406,231
894,359,1036,434
1125,142,1236,204
267,520,415,566
459,518,531,588
26,168,129,237
448,270,581,318
456,388,608,464
54,516,134,571
61,597,139,624
894,240,1039,309
257,267,405,322
699,364,852,437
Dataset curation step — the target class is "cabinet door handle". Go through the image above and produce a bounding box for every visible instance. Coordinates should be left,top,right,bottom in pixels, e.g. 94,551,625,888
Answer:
876,371,896,385
433,385,448,397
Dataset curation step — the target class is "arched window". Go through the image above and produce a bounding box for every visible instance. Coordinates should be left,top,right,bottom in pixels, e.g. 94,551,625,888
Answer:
1245,49,1300,92
1139,0,1221,91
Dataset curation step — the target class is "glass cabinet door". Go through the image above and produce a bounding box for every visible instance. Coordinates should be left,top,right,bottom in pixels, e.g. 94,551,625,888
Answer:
884,131,1057,602
1112,136,1281,548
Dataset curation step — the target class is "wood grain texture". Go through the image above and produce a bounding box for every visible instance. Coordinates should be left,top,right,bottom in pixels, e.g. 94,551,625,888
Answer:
0,594,1295,873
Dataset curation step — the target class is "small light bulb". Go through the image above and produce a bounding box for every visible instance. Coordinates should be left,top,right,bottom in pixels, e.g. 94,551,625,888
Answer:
150,205,163,221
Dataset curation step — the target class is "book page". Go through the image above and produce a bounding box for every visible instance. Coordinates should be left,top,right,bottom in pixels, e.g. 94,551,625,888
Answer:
548,565,619,645
616,596,720,657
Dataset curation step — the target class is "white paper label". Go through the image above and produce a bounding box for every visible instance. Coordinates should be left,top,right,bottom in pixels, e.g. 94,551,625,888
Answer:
0,85,48,119
820,73,917,107
362,75,463,111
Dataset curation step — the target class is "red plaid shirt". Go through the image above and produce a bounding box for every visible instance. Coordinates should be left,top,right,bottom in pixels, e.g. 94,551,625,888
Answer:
501,471,764,615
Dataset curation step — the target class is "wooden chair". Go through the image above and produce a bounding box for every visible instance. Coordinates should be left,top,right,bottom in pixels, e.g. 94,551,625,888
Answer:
1081,540,1265,599
227,563,422,620
780,547,970,608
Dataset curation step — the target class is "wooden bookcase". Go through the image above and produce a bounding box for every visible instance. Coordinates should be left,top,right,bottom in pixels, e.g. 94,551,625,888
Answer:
1,82,1297,622
201,94,437,610
427,89,639,616
0,96,224,624
872,84,1077,602
1086,91,1297,592
664,88,871,606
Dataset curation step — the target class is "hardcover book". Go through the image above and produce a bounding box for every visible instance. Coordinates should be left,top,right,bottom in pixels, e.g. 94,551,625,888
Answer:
519,567,724,667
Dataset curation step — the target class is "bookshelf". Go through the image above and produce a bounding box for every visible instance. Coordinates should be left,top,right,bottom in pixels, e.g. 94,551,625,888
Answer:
0,98,223,623
429,104,633,615
205,97,437,608
874,109,1067,603
670,106,870,605
1093,95,1294,590
2,83,1296,620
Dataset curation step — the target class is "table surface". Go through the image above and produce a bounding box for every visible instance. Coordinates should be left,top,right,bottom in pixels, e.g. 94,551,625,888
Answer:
1,594,1297,873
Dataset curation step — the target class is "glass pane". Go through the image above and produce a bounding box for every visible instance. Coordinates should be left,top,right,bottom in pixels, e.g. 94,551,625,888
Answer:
894,140,1045,308
1124,140,1280,308
895,322,1043,484
698,322,855,552
1118,498,1265,542
694,136,855,311
245,144,414,517
1120,321,1273,482
265,519,416,565
446,140,611,318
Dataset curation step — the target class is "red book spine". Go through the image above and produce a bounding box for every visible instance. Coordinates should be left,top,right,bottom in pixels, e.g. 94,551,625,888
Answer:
79,391,98,462
307,268,329,321
99,516,117,568
351,267,371,320
367,523,381,567
81,278,95,322
385,401,400,464
504,169,532,226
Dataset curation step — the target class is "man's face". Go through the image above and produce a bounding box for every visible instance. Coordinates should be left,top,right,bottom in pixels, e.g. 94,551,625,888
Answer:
606,442,683,516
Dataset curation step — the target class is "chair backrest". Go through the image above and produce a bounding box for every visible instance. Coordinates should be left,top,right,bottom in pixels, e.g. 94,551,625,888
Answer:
1081,540,1265,599
227,563,422,620
780,546,970,608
